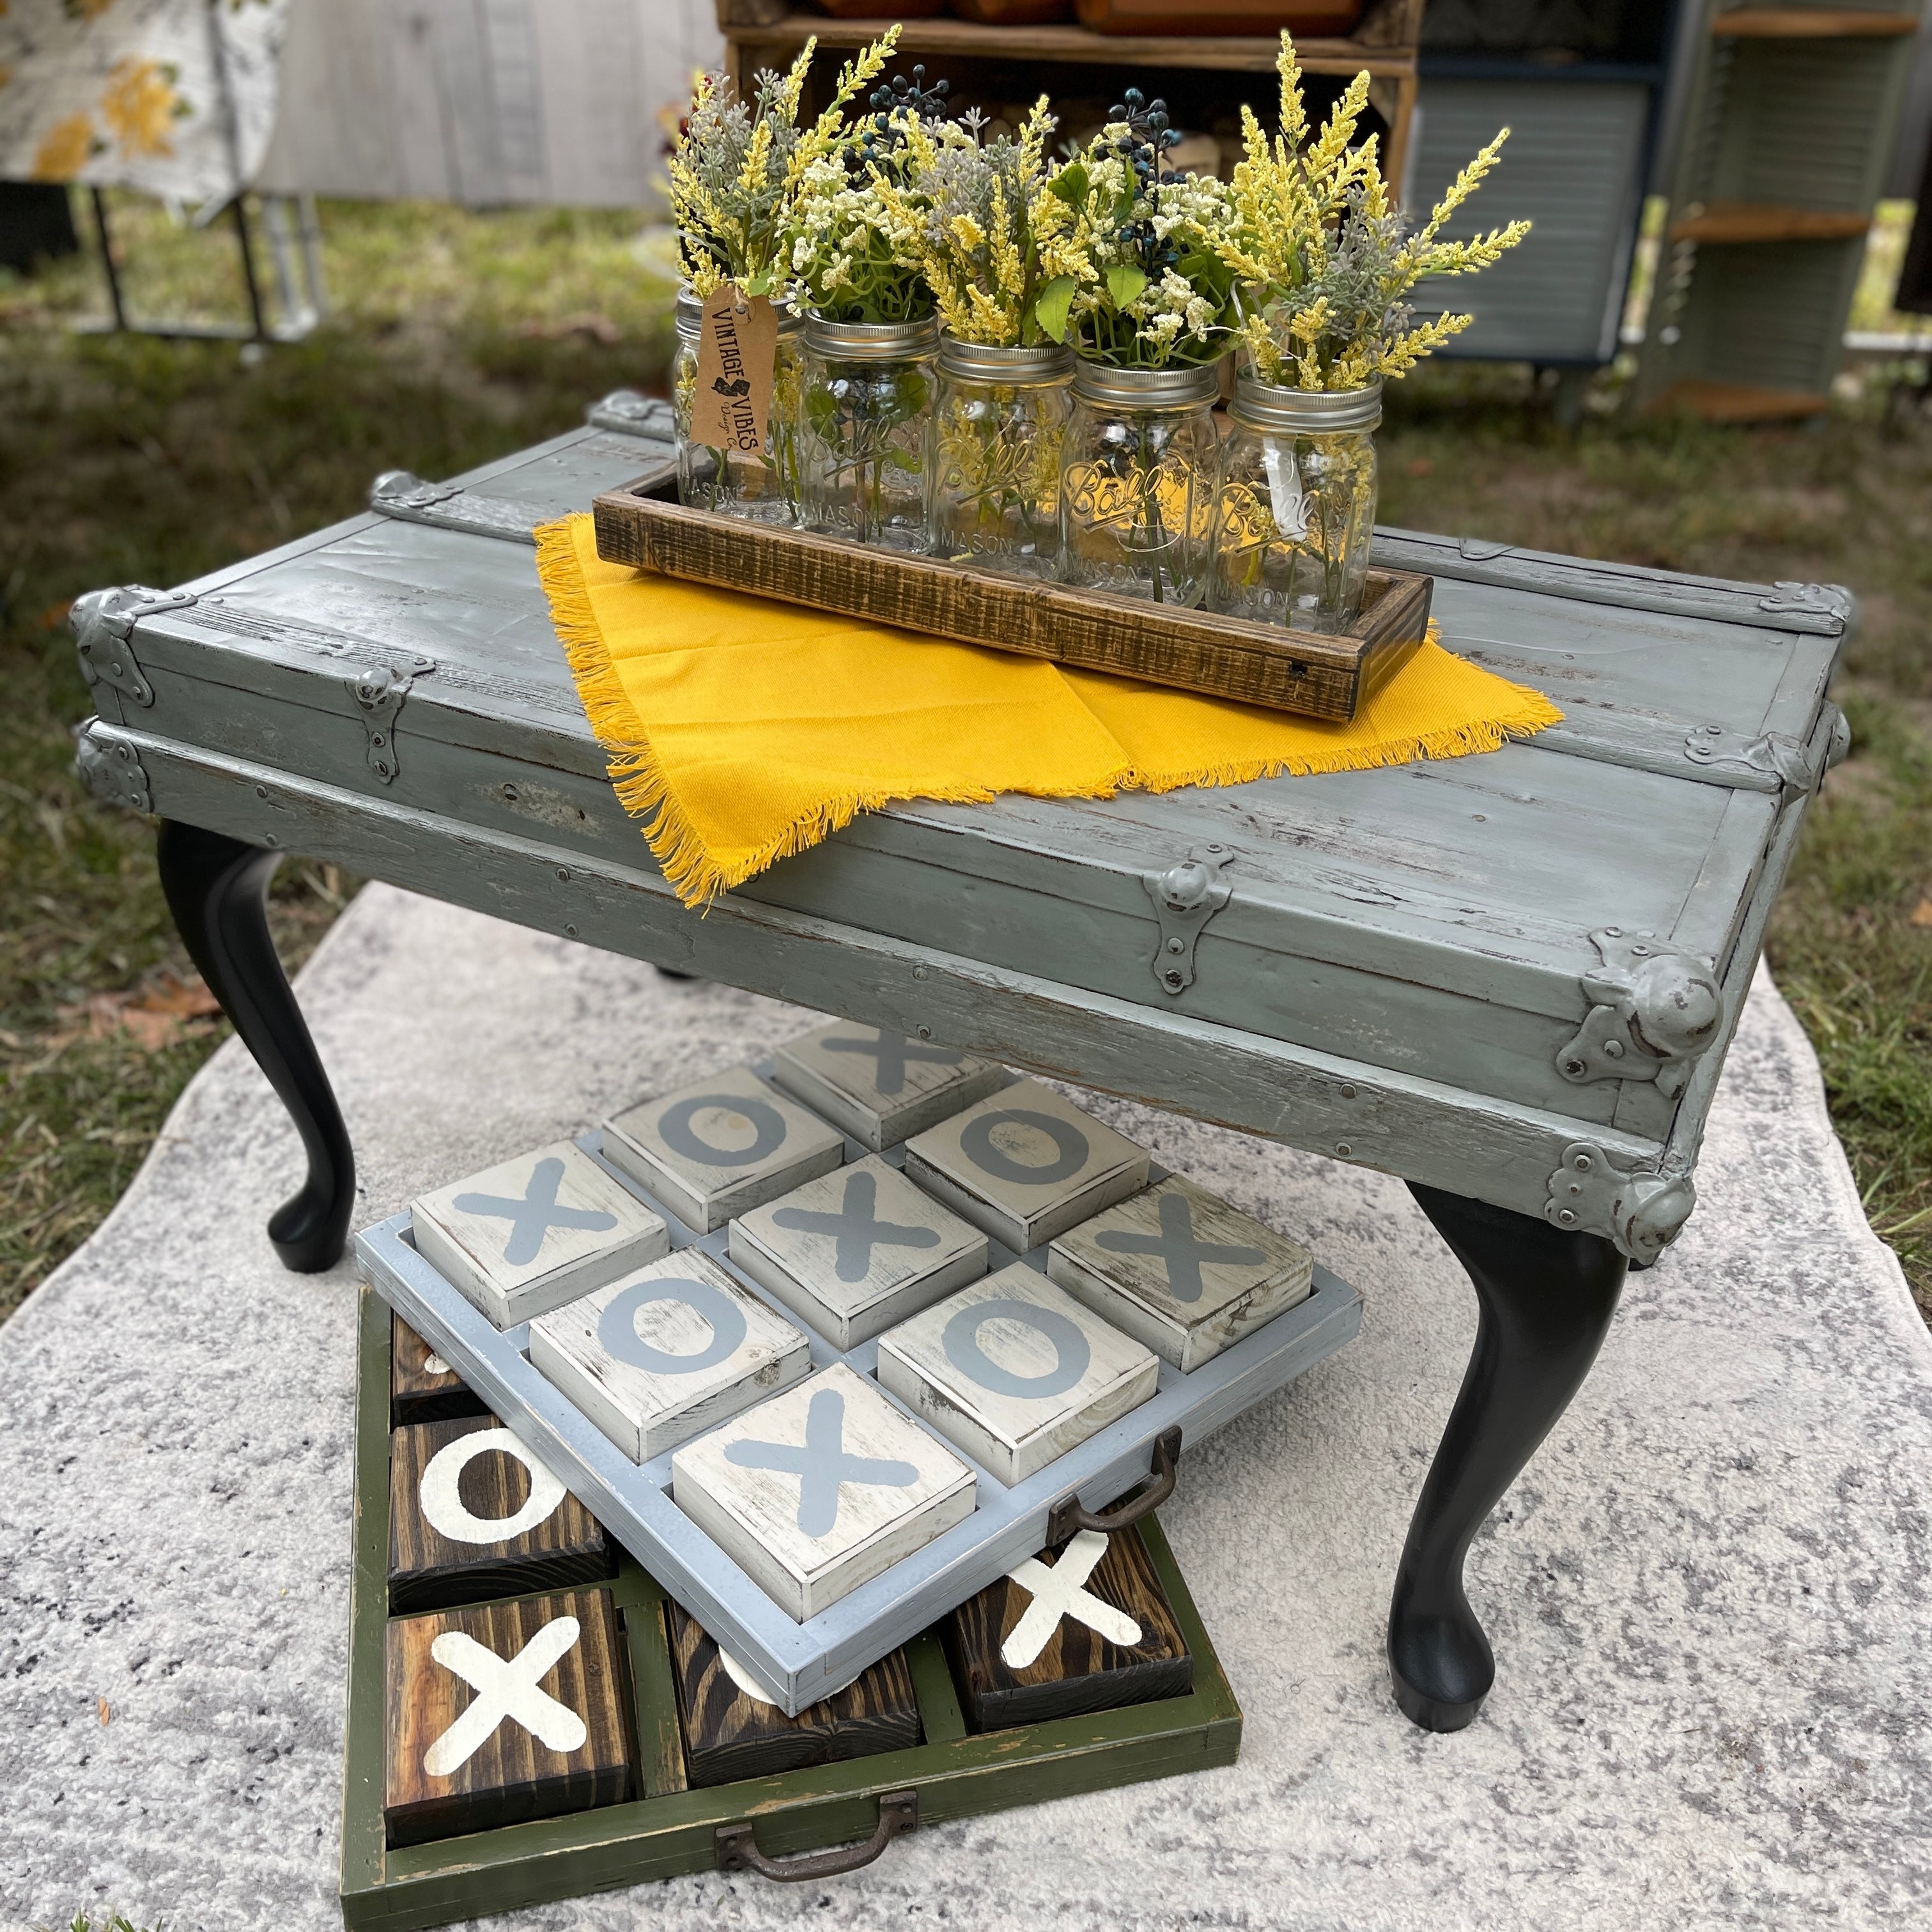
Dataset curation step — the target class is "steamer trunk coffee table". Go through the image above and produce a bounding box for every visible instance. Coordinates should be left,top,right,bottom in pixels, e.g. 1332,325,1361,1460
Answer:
71,392,1850,1735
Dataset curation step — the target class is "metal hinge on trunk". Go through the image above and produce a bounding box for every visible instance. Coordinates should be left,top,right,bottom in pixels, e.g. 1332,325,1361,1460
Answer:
586,389,676,440
70,586,197,707
1141,846,1235,994
1683,702,1846,798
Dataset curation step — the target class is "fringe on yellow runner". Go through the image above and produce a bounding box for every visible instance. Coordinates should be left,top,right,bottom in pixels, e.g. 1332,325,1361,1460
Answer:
536,511,1562,908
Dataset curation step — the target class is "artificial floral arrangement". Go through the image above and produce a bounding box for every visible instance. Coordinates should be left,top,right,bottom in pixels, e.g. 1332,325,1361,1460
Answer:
869,96,1060,347
1033,89,1239,369
1216,38,1530,391
668,29,900,304
785,63,953,324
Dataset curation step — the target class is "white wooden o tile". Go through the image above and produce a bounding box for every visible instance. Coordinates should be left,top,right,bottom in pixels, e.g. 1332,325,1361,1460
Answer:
874,1264,1159,1486
527,1249,811,1462
902,1079,1150,1253
600,1063,844,1232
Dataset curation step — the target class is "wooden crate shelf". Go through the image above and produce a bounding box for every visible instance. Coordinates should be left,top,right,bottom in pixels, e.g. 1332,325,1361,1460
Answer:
724,11,1416,75
718,1,1424,190
1710,8,1919,36
1667,202,1874,244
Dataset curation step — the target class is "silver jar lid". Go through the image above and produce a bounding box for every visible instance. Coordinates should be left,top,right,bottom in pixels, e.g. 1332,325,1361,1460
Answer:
1070,359,1221,410
803,314,942,360
1228,375,1383,435
677,284,803,339
937,334,1075,383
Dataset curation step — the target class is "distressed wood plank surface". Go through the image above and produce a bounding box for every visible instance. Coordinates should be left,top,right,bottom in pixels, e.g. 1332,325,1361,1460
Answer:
388,1416,615,1613
383,1590,631,1848
945,1525,1191,1732
666,1600,920,1787
591,487,1433,721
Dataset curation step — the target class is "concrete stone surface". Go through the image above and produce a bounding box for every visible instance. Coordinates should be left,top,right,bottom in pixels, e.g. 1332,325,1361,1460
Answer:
2,884,1928,1932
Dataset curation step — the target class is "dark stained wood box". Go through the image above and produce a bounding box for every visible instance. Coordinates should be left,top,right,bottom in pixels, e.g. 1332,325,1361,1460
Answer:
341,1287,1244,1929
591,483,1434,722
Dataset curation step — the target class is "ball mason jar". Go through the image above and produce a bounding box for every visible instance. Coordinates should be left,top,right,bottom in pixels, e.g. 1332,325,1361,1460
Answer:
671,284,804,523
1058,361,1223,606
925,335,1075,578
797,315,940,550
1211,376,1382,632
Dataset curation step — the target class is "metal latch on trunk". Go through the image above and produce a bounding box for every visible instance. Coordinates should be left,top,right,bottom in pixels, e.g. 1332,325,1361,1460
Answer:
1142,846,1235,995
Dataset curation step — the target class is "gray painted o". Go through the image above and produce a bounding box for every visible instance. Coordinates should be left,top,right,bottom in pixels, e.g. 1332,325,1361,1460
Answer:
959,1108,1089,1186
943,1297,1091,1400
658,1093,787,1167
599,1277,746,1375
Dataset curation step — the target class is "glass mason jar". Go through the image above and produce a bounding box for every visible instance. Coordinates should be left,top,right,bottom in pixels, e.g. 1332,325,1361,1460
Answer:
1059,361,1223,607
1212,376,1382,632
925,336,1074,578
796,315,940,550
671,284,804,523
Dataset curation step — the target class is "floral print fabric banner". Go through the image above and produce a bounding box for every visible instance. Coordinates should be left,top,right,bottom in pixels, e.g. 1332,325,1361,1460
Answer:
0,0,290,199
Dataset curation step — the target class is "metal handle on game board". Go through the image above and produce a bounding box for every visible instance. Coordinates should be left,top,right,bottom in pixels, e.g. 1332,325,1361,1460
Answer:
1046,1426,1182,1545
715,1789,918,1882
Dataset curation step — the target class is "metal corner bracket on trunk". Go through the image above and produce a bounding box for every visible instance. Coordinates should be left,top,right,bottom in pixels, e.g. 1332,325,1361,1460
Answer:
73,717,151,812
1556,927,1722,1101
71,586,197,707
1544,1141,1695,1264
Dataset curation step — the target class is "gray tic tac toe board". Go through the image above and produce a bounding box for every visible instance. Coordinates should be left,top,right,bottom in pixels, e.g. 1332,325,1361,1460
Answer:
359,1058,1361,1713
95,390,1850,1735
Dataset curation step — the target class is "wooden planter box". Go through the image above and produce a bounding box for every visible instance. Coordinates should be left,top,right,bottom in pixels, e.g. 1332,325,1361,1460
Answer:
592,483,1433,722
340,1287,1244,1929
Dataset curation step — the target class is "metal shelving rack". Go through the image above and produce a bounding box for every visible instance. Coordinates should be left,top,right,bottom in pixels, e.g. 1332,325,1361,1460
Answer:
1634,3,1923,421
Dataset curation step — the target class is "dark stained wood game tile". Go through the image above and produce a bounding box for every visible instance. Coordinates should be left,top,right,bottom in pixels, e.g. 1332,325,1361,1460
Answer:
388,1415,615,1614
390,1311,489,1430
945,1523,1192,1733
383,1590,631,1848
667,1599,920,1787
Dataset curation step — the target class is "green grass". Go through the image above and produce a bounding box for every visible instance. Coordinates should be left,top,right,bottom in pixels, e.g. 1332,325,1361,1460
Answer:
0,191,1926,1321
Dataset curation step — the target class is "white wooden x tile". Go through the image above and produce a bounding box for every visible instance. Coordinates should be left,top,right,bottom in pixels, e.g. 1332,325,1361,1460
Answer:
424,1615,587,1775
1000,1529,1142,1669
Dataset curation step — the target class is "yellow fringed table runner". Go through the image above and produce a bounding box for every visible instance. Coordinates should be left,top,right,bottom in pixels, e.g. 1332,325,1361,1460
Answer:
536,512,1563,908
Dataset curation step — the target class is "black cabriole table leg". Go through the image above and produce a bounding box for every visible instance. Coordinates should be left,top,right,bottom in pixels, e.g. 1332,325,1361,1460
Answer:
157,821,355,1272
1390,1182,1628,1732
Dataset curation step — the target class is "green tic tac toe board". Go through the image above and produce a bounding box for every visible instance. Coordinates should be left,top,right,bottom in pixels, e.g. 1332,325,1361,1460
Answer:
342,1289,1243,1929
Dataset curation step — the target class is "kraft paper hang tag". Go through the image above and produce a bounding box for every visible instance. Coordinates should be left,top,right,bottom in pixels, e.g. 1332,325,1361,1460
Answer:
693,288,778,455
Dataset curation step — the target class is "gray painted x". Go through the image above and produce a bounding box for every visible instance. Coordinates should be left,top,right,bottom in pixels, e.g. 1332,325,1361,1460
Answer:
1095,1189,1265,1304
821,1028,964,1097
724,1388,918,1536
454,1156,617,1267
770,1169,941,1282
